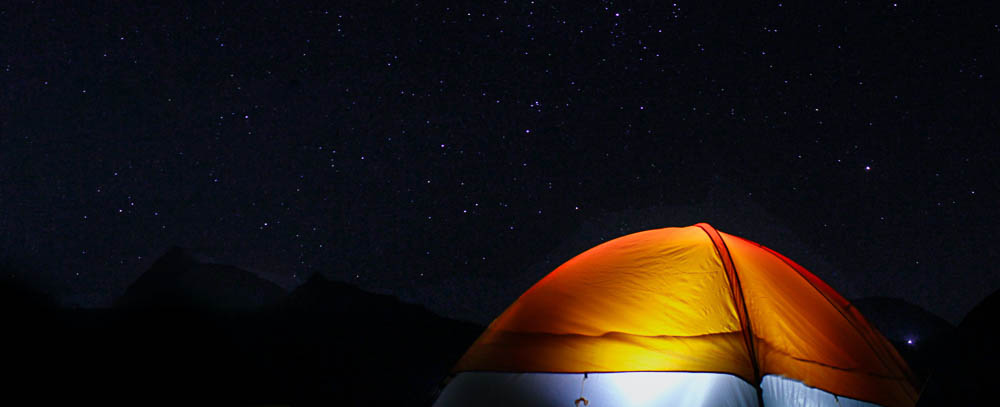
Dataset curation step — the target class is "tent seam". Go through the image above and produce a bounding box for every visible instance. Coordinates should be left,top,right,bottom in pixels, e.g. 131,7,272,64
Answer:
732,235,918,405
695,224,763,391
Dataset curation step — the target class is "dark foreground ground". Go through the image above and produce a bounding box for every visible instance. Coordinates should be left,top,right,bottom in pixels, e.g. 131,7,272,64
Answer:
4,278,482,405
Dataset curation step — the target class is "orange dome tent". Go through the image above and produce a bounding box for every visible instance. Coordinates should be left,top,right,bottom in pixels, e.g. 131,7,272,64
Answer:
435,223,918,407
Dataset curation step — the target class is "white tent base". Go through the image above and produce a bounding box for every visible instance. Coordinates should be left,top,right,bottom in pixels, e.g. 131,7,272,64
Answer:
761,375,880,407
434,372,882,407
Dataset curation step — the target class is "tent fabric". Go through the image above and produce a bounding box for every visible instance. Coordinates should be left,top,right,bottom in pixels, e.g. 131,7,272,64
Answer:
761,375,880,407
449,223,917,407
432,372,881,407
434,372,758,407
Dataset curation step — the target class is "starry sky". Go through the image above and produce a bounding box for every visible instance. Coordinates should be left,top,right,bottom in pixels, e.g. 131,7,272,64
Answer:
3,1,997,324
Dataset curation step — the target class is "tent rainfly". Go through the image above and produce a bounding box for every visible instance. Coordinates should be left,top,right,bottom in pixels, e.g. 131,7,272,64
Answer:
434,223,918,407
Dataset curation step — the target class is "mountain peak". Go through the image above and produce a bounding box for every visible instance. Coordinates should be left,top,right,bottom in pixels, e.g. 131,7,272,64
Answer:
115,246,287,310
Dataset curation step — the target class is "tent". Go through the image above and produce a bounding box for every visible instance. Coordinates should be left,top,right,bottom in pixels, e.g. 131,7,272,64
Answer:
435,223,918,407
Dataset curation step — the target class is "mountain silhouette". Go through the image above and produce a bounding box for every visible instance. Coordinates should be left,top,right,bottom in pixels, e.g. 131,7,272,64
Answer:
6,248,483,404
851,296,954,385
0,276,55,311
281,272,429,314
852,296,953,346
273,272,484,403
114,246,287,309
917,289,1000,405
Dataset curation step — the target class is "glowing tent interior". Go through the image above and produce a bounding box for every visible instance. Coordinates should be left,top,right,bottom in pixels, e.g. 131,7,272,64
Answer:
434,223,918,407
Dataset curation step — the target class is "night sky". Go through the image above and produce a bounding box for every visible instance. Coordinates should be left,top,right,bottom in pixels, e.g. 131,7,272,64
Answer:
3,1,996,325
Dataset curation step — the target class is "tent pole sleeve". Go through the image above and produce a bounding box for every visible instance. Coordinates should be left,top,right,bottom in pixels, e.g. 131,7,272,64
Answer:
696,223,762,400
